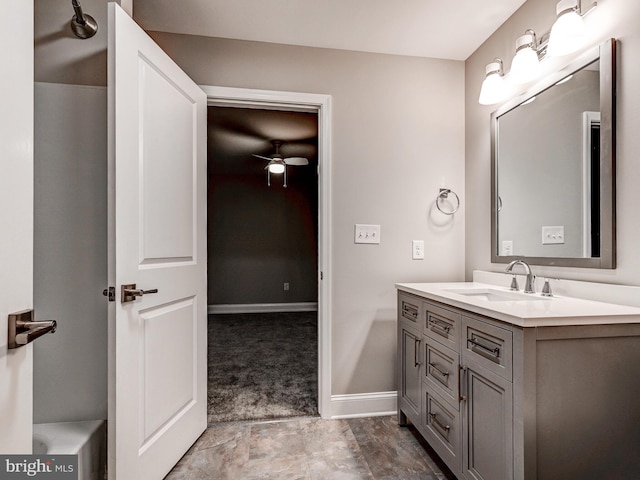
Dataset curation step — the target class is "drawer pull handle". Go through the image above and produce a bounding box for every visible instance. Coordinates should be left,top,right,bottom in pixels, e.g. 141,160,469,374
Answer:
402,304,418,320
459,365,468,402
428,318,451,337
414,337,421,367
429,362,450,378
467,337,501,359
428,412,451,435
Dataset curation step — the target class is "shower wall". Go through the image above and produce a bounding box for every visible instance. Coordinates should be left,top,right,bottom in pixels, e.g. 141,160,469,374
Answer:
34,82,108,423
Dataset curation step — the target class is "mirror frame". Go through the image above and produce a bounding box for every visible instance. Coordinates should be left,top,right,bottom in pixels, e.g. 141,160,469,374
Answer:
491,38,617,269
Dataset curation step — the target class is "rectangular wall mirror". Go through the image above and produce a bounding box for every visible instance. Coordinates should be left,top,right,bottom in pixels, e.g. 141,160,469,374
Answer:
491,38,616,268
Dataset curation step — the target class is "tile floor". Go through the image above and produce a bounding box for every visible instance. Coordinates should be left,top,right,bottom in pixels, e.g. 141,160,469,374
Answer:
165,416,456,479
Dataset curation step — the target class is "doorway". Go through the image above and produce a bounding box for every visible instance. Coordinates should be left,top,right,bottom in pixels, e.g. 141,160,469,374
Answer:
202,86,333,420
207,105,319,422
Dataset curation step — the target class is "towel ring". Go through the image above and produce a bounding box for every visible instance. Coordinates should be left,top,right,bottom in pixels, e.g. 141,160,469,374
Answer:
436,188,460,215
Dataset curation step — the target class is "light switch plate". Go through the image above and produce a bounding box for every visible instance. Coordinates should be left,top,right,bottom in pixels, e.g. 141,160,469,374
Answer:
354,224,381,244
542,226,565,244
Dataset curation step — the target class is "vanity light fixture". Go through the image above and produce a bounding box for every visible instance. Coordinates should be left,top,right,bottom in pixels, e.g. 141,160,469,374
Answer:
478,0,598,105
547,0,590,57
478,59,507,106
510,30,541,85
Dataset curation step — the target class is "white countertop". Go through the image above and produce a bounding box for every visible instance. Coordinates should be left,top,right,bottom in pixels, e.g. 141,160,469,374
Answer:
396,281,640,328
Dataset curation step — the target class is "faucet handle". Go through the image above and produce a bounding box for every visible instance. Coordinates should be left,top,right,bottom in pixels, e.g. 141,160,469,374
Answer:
541,278,553,297
509,275,519,291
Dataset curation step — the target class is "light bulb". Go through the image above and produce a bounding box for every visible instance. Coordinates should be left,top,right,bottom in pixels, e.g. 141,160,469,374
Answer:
478,60,507,105
548,0,587,57
268,162,285,174
510,33,540,84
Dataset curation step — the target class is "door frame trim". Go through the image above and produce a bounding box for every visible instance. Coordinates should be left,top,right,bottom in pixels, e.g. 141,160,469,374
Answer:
201,85,332,418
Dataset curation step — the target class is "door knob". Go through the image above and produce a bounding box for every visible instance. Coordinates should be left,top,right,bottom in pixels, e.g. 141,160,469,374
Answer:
8,309,57,349
121,284,159,303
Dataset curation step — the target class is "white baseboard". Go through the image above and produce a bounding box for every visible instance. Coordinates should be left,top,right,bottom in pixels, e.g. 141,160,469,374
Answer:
329,391,397,419
208,303,318,314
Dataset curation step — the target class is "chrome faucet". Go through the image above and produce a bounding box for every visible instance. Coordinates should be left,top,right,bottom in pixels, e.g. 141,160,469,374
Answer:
505,260,536,293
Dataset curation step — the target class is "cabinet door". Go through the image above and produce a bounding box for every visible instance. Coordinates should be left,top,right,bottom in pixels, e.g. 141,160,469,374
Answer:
462,362,513,480
398,325,422,422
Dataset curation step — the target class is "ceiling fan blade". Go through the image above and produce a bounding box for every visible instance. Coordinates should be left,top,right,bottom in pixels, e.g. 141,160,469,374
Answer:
252,154,273,162
284,157,309,166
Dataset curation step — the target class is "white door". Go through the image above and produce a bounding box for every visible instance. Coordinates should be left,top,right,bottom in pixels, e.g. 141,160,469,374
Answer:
107,4,207,479
0,0,34,454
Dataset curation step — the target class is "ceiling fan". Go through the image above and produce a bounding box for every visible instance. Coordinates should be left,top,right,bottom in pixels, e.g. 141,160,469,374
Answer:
252,140,309,187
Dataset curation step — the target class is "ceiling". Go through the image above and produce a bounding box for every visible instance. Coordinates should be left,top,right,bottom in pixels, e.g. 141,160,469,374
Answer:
133,0,527,61
208,107,318,178
153,1,526,180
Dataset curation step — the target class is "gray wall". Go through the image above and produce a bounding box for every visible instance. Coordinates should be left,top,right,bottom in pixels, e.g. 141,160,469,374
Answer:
35,0,107,86
208,172,318,305
147,33,467,395
465,0,640,285
33,82,108,423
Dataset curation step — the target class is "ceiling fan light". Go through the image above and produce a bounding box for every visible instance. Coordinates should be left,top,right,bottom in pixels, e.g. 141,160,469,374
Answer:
548,0,587,57
268,162,285,174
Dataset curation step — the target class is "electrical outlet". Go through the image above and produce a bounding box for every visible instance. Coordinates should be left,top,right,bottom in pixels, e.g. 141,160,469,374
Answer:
284,283,289,291
502,240,513,256
542,226,565,244
354,224,381,244
412,240,425,260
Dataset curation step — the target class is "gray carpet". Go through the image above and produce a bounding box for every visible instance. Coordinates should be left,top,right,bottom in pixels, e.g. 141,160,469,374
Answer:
207,312,318,424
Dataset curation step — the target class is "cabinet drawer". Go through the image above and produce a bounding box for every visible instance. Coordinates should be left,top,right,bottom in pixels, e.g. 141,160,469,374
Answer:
399,293,422,326
424,337,460,410
423,387,461,473
424,301,460,351
462,315,513,381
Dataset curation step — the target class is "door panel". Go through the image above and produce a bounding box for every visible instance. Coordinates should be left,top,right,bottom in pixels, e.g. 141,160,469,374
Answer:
140,298,197,449
108,4,207,478
0,0,34,453
140,57,196,263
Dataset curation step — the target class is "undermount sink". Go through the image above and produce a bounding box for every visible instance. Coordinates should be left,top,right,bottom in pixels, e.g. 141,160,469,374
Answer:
443,288,550,302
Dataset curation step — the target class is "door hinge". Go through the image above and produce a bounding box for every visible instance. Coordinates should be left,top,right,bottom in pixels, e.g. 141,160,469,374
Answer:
102,286,116,302
320,271,324,280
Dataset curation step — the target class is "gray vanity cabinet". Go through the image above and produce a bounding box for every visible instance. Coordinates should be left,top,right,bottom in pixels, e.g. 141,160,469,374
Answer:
397,289,640,480
398,293,515,479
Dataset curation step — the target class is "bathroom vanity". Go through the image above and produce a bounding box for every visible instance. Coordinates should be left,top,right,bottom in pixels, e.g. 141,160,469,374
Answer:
396,279,640,480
